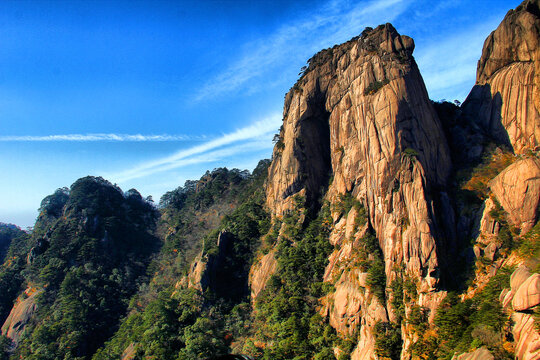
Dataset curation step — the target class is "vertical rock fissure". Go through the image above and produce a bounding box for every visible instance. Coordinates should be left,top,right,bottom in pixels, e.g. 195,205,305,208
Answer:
296,96,332,215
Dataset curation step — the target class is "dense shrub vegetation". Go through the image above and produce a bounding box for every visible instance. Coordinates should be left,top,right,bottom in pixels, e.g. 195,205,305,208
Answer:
363,78,389,96
0,223,24,263
243,195,339,359
93,162,271,360
462,147,515,200
0,177,160,360
409,269,513,359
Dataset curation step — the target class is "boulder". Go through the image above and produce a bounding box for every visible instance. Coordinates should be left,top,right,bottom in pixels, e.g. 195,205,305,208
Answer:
513,312,540,360
490,158,540,233
512,273,540,311
512,265,533,292
484,242,499,261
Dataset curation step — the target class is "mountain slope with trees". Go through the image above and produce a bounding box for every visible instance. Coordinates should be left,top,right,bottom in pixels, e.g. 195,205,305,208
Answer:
1,1,539,359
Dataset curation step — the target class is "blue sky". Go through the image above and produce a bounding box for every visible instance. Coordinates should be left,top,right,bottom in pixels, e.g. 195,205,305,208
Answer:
0,0,519,228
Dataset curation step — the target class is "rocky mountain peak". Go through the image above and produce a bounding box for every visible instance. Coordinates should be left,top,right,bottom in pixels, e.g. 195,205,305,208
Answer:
477,0,539,85
258,22,457,358
462,0,540,153
267,23,450,216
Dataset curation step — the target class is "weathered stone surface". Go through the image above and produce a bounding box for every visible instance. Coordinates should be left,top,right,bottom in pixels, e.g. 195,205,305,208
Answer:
268,26,450,280
477,0,540,83
1,287,41,346
500,265,540,360
500,288,514,308
250,2,540,357
418,290,447,324
462,0,540,153
513,311,540,360
484,242,499,261
512,265,533,292
249,250,277,299
513,273,540,311
351,324,376,360
478,198,500,241
260,23,453,356
490,157,540,233
186,254,206,291
463,198,506,299
452,347,495,360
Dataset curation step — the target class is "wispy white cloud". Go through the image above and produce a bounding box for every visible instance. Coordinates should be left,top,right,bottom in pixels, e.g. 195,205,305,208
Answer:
109,113,281,183
411,0,464,19
194,0,411,101
0,133,206,142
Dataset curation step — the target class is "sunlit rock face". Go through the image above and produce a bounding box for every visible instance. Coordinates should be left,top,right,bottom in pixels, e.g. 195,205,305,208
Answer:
260,23,453,357
461,0,540,154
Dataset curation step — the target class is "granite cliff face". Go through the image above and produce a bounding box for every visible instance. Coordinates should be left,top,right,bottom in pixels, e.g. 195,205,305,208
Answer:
461,0,540,154
251,2,540,359
500,266,540,360
266,23,451,281
1,287,40,348
257,23,453,358
489,157,540,234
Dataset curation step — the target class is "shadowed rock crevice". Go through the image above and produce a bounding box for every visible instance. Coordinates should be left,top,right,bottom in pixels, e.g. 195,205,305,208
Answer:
201,231,251,302
460,85,513,152
293,95,332,215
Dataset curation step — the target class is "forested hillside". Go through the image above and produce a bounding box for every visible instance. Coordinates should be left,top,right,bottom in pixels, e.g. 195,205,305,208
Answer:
0,223,24,264
0,177,159,359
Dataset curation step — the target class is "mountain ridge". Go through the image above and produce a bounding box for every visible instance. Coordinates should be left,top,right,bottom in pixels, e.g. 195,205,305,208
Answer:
1,1,539,359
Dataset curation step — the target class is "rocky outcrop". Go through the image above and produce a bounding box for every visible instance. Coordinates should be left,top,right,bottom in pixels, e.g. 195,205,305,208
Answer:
513,311,540,360
249,250,277,299
462,198,508,299
500,265,540,360
184,231,252,302
260,23,452,357
512,266,534,292
321,243,389,360
452,347,495,360
186,254,207,291
461,0,540,153
250,1,539,358
268,23,451,284
320,221,386,337
489,157,540,233
512,273,540,311
1,287,41,347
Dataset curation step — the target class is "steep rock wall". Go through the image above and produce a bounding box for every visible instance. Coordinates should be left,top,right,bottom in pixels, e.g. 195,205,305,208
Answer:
260,24,453,358
489,157,540,234
1,287,41,348
251,2,540,359
455,3,540,358
461,0,540,153
500,265,540,360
